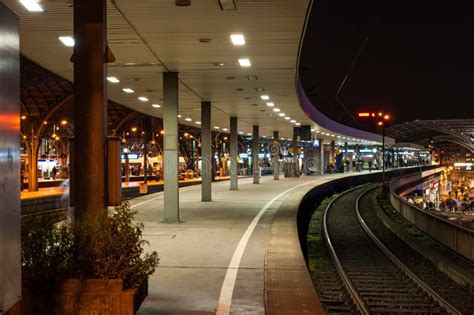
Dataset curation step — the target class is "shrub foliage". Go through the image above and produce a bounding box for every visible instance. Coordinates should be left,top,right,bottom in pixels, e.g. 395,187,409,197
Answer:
22,202,159,291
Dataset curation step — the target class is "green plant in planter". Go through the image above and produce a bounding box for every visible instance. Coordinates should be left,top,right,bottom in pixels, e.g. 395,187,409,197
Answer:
22,202,159,291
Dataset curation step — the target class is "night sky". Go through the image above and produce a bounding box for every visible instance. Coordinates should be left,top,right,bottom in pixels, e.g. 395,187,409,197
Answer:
299,0,474,130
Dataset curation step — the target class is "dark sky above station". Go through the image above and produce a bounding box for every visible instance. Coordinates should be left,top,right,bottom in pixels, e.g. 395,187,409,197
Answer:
299,0,474,130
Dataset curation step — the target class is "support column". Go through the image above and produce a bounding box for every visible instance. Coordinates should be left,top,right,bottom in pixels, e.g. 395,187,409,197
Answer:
124,153,130,182
252,125,259,184
344,141,348,172
201,101,212,201
272,131,280,180
163,72,180,222
230,117,238,190
27,137,39,192
330,140,336,165
318,138,324,175
293,127,300,177
73,0,107,218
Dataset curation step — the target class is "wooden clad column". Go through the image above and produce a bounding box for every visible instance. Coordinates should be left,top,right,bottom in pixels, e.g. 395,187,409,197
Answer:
163,72,180,223
73,0,107,218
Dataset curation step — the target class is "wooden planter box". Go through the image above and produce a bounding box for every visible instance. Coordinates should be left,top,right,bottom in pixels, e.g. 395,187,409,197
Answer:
6,278,148,315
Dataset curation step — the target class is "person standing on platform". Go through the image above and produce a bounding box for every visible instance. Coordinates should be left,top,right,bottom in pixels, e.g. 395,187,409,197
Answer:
52,166,57,180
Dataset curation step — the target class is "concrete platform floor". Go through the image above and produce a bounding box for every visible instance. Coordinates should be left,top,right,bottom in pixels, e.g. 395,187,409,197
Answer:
132,173,356,314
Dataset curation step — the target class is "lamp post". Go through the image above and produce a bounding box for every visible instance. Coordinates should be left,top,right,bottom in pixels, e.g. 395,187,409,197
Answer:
359,111,391,185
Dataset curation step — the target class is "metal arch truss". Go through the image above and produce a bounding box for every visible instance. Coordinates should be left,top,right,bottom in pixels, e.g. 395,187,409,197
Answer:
387,119,474,152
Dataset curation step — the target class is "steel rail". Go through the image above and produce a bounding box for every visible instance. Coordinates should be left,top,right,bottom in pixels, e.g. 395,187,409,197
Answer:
355,186,462,315
322,185,371,315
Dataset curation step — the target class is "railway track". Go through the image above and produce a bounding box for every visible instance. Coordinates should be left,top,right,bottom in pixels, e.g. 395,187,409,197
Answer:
322,185,464,314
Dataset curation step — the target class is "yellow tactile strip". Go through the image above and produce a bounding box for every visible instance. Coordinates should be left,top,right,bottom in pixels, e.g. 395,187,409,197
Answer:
265,190,325,314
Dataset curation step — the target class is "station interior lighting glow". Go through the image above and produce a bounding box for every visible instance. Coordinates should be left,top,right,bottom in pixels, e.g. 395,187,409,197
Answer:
285,117,290,120
152,104,161,108
58,36,75,47
230,34,245,45
185,117,192,122
260,95,270,100
273,108,280,112
138,96,149,102
20,0,43,12
195,121,202,125
122,88,135,93
266,102,274,107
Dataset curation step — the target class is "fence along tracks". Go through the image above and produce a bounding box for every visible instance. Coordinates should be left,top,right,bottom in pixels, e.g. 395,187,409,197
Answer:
322,185,461,314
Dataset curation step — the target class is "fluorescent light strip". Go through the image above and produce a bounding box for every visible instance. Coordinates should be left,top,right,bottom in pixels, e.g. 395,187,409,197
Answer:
122,88,135,93
266,102,274,107
260,95,270,100
152,104,161,108
138,96,149,102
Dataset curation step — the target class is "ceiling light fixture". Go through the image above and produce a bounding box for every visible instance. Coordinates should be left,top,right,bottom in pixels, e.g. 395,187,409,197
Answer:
122,88,135,94
278,113,285,117
266,102,274,107
107,76,120,83
20,0,43,12
290,120,296,123
177,115,182,118
230,34,245,45
260,95,269,100
214,126,220,130
152,104,161,108
185,117,192,122
138,96,149,102
195,121,202,125
222,128,228,131
273,108,280,112
295,123,301,126
58,36,75,47
284,117,290,120
238,58,251,67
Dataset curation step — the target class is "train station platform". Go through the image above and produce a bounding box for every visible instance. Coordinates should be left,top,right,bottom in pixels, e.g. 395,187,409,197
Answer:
131,173,364,314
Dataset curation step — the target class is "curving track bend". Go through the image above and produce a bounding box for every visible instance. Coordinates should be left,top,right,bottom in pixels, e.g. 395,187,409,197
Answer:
322,185,465,314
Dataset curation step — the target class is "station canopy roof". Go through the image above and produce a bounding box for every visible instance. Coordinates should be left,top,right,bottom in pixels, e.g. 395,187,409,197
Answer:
6,0,387,145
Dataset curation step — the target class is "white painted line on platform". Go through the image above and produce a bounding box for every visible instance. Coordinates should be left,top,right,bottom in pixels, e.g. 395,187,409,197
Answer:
215,179,324,315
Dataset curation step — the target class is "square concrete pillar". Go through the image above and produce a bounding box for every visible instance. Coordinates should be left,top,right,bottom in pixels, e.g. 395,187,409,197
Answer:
230,117,238,190
272,131,280,180
201,101,212,201
252,125,259,184
163,72,180,223
318,138,324,175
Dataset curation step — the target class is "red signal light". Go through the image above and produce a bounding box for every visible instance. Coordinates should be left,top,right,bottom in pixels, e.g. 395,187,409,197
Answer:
378,112,383,117
358,113,370,117
371,113,375,117
377,121,384,126
384,114,390,120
